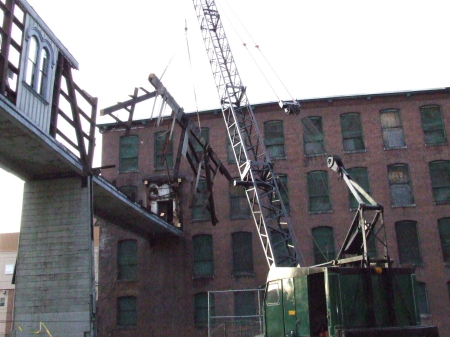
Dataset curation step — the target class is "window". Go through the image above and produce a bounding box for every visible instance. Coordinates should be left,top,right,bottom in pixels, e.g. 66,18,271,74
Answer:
0,298,5,307
229,181,251,220
416,282,430,316
154,131,173,170
340,113,365,152
307,171,331,213
420,105,446,145
264,120,286,160
24,30,53,98
232,232,254,276
117,240,137,280
119,186,137,202
117,296,137,327
438,218,450,263
276,174,290,214
312,226,335,264
119,135,138,173
303,116,325,156
347,167,370,209
193,235,214,277
193,180,211,221
266,281,280,305
429,160,450,204
4,264,14,275
234,291,257,318
395,221,421,265
387,164,414,207
194,292,215,327
227,125,237,164
380,109,406,149
193,127,209,155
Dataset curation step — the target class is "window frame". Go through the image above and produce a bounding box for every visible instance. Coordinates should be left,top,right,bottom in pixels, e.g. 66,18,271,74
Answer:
264,120,286,160
420,105,446,146
229,180,251,220
429,160,450,205
416,282,430,317
395,220,422,266
438,217,450,264
192,180,211,221
117,296,137,328
154,131,174,170
380,109,406,150
302,116,325,156
340,112,365,153
232,231,254,277
193,234,214,278
347,167,371,210
307,170,332,214
312,226,335,265
387,163,415,207
194,292,215,327
117,239,137,281
119,135,139,173
276,174,290,214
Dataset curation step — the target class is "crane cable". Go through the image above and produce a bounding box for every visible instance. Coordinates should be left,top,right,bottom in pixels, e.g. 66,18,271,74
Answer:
185,20,202,129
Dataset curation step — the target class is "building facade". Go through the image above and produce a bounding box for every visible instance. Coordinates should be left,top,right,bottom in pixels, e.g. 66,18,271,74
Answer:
97,88,450,336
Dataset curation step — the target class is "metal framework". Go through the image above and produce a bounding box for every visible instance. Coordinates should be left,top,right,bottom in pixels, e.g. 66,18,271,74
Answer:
193,0,300,267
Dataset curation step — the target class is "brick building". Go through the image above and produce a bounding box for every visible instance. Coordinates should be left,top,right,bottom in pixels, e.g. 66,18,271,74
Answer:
97,88,450,336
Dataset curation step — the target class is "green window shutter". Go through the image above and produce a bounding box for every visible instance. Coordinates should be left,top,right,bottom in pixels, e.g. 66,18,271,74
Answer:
264,121,286,160
395,221,422,265
416,282,430,315
438,218,450,263
194,292,215,326
420,105,446,145
193,235,214,276
119,135,138,172
117,296,137,327
303,117,325,155
429,160,450,204
277,174,290,214
307,171,331,213
229,182,251,219
340,113,365,152
380,109,406,149
388,164,414,206
312,226,335,264
193,180,211,221
154,131,173,170
117,240,137,280
232,232,254,275
347,167,370,209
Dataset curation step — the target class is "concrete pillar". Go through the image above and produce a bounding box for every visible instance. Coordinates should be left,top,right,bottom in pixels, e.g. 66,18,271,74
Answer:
12,177,95,337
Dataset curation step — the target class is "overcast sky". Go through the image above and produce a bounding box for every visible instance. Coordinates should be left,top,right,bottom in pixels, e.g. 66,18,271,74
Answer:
1,0,450,233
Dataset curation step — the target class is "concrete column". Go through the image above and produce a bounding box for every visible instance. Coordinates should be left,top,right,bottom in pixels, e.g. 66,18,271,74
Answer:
12,177,95,337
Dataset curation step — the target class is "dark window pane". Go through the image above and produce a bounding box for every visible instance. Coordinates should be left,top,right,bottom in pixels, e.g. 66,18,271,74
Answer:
420,105,446,145
388,164,414,206
154,131,173,170
438,218,450,263
193,235,214,276
303,117,325,155
395,221,421,265
277,174,290,214
229,182,251,219
264,121,286,160
193,128,209,153
380,109,405,148
232,232,254,275
429,160,450,204
118,240,137,280
193,180,211,220
307,171,331,212
416,282,430,315
195,293,214,326
312,226,335,264
119,136,138,172
117,296,137,327
234,291,257,317
341,113,365,151
347,167,370,209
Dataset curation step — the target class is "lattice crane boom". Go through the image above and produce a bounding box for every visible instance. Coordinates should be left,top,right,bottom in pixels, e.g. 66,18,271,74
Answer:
193,0,301,267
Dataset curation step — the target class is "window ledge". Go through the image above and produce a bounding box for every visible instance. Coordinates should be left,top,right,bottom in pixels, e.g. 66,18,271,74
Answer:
425,142,447,147
391,204,416,209
231,216,252,221
305,153,326,158
192,275,214,280
116,326,137,330
344,149,367,154
192,219,212,223
383,146,407,151
22,81,50,105
309,210,332,215
119,171,139,174
232,272,255,278
116,279,138,283
420,314,431,319
434,200,450,205
271,156,287,161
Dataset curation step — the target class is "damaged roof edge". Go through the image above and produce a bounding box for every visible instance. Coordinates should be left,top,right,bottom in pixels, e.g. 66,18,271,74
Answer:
18,0,79,70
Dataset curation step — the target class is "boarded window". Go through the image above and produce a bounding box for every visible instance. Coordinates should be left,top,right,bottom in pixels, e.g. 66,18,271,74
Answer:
395,221,421,265
232,232,254,276
307,171,331,213
347,167,370,209
340,113,365,152
194,292,215,327
193,235,214,277
277,174,290,214
193,180,211,221
438,218,450,263
380,109,406,149
117,296,137,327
303,116,325,156
119,135,138,173
154,131,173,170
264,121,286,160
234,291,257,317
229,181,251,220
429,160,450,204
312,226,335,264
416,282,430,315
119,186,137,202
420,105,446,145
117,240,137,280
388,164,414,206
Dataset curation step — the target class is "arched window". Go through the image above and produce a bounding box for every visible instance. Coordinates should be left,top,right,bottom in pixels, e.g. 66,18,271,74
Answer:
38,47,49,96
25,36,38,86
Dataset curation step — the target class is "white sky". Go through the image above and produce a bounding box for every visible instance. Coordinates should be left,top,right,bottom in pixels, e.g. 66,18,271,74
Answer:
1,0,450,233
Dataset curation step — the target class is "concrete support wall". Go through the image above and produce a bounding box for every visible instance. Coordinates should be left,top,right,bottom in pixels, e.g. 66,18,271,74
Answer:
12,177,95,337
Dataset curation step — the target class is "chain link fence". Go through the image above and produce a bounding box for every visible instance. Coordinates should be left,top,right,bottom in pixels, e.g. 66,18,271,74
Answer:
208,289,265,337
